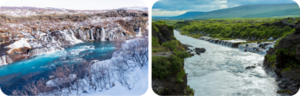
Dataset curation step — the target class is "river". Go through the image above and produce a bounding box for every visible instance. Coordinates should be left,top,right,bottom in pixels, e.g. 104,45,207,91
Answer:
0,41,115,77
174,30,278,96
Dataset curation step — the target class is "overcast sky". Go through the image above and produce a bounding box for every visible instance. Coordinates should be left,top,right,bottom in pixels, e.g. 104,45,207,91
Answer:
153,0,296,16
0,0,147,10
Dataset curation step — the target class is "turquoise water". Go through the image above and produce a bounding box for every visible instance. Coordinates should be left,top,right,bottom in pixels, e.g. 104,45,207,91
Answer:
0,41,115,77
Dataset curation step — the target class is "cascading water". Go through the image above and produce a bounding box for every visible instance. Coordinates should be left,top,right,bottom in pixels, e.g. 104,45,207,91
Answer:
101,28,106,41
136,27,142,37
29,47,61,56
0,55,7,66
174,30,278,96
90,28,94,41
238,42,275,55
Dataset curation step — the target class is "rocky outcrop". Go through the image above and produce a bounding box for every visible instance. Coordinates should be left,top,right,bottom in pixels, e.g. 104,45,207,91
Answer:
152,72,189,95
264,21,300,95
262,18,295,28
152,24,174,45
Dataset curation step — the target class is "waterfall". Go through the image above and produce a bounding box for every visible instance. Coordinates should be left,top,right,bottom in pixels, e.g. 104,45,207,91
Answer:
136,27,142,37
79,29,86,40
101,28,106,41
91,28,94,41
6,56,13,64
238,43,269,55
0,55,7,66
86,29,90,41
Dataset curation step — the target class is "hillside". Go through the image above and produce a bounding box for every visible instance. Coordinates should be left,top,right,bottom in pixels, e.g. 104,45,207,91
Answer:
153,11,205,20
153,3,300,20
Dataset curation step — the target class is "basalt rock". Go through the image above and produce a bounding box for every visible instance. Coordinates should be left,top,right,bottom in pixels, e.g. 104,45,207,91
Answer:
264,21,300,95
195,48,206,52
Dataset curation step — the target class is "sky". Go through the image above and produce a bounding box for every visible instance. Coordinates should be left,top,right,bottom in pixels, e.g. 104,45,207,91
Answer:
152,0,296,16
0,0,147,10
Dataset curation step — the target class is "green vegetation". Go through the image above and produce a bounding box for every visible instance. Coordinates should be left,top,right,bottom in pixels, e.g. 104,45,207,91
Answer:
152,46,170,53
152,56,171,80
187,85,195,95
276,47,296,56
162,40,178,51
265,54,277,67
176,69,185,83
152,37,160,47
152,20,193,95
176,18,297,40
277,89,292,94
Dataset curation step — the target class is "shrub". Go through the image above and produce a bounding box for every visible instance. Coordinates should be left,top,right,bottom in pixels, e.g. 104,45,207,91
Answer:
152,37,160,46
162,40,178,51
174,51,190,59
152,56,171,80
169,55,183,72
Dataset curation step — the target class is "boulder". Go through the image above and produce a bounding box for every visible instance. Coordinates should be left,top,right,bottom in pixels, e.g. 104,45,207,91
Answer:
245,66,255,69
195,48,206,53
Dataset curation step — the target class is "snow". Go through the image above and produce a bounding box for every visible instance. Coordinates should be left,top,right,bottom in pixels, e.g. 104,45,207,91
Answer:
6,38,31,54
46,74,77,87
41,37,148,95
87,65,148,95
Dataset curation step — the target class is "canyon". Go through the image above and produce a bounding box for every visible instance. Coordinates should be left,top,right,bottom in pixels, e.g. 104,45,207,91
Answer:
0,7,148,66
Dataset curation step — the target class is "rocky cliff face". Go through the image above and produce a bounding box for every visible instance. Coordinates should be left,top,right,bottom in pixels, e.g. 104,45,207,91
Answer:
264,21,300,95
152,21,194,95
0,9,148,66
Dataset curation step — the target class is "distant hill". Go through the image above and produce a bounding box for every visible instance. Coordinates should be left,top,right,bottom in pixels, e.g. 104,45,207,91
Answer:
153,11,206,19
153,3,300,19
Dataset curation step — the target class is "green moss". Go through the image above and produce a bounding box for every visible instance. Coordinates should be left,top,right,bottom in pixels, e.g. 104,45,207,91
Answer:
277,90,291,94
281,66,292,73
187,85,195,96
266,54,276,64
176,69,185,83
276,47,296,56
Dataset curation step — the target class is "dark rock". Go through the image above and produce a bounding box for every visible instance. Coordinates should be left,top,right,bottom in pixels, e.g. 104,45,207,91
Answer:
263,21,300,95
195,48,206,53
83,90,88,93
116,9,128,16
245,66,256,69
262,20,295,28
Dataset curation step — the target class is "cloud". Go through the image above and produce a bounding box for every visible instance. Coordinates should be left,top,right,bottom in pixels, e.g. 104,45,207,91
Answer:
220,5,228,9
153,0,295,12
152,9,188,16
